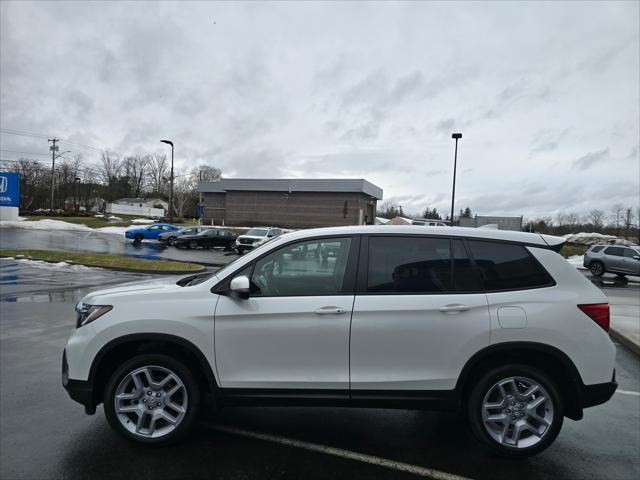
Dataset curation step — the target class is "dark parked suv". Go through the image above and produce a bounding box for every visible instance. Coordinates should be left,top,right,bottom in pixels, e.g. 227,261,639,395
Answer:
583,245,640,277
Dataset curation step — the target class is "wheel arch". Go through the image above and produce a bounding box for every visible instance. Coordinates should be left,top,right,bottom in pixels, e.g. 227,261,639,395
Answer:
455,342,586,420
88,333,218,407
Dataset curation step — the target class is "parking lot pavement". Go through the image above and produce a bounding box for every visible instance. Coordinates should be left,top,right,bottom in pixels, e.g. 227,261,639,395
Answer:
1,264,639,480
0,228,237,266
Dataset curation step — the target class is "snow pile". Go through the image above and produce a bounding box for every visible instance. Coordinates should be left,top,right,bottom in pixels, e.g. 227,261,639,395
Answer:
566,255,585,268
107,216,123,221
95,226,129,235
1,257,93,271
131,218,155,225
0,219,127,236
94,214,104,218
563,232,635,246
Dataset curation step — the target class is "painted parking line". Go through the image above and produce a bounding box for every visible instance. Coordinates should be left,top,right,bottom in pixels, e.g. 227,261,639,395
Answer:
205,423,472,480
616,389,640,396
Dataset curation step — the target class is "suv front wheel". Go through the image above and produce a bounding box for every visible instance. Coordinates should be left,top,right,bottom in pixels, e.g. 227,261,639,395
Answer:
467,365,563,457
103,354,200,445
589,261,605,276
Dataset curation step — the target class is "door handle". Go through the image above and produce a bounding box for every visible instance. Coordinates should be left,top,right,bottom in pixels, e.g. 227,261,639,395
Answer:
439,304,471,313
314,306,347,315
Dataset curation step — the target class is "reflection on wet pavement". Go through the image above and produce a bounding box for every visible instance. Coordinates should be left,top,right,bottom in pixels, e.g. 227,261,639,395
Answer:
0,258,154,303
0,228,236,266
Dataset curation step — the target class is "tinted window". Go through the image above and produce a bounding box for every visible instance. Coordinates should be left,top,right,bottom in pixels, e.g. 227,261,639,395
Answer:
452,239,481,292
624,248,639,258
367,237,452,293
605,246,624,256
467,240,553,291
251,237,352,296
591,245,604,253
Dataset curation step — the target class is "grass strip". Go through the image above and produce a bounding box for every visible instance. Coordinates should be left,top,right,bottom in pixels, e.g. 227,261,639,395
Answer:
0,249,205,273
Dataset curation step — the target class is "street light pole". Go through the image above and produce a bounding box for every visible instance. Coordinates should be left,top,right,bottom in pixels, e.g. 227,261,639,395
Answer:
160,140,174,222
450,132,462,226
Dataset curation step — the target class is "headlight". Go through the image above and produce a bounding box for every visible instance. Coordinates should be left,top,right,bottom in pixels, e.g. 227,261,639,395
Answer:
75,303,112,328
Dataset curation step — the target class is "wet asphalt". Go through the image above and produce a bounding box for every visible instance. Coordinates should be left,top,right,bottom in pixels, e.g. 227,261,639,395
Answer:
0,228,236,266
0,258,639,480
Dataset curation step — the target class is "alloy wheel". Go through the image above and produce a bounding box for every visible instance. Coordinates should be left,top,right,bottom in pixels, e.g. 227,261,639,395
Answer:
481,376,554,449
590,263,604,275
114,365,188,439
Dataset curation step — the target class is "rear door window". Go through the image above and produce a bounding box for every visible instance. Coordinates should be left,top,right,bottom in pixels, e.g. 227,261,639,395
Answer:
605,246,624,256
367,237,453,293
467,240,553,291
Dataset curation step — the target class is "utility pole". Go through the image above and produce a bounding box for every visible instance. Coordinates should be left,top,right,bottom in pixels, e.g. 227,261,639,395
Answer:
450,133,462,226
160,140,174,222
48,138,59,213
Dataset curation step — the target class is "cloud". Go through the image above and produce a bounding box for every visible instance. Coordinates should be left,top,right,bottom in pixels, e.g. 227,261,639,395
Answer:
572,148,610,170
0,1,638,218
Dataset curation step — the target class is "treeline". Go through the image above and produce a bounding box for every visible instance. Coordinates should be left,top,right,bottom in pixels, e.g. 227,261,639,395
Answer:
524,206,639,240
1,152,222,219
377,200,472,221
377,200,639,240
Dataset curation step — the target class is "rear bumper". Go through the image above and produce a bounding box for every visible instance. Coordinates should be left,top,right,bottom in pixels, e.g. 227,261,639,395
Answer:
581,370,617,409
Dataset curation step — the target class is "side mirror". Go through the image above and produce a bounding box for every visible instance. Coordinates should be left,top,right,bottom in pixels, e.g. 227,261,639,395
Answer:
633,256,640,260
229,275,250,299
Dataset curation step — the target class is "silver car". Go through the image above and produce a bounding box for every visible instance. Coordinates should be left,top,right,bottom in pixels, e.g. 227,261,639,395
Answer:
583,244,640,277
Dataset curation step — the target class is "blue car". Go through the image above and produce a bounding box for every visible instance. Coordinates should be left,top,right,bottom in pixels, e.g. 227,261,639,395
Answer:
124,223,180,243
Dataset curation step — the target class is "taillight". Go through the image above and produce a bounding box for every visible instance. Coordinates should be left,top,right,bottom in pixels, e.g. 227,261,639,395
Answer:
578,304,610,332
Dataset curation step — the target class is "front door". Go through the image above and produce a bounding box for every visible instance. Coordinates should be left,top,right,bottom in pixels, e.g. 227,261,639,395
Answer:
350,236,490,392
214,236,357,390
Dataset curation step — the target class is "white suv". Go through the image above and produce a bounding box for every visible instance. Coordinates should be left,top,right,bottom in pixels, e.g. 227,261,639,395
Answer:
235,227,282,254
62,226,617,456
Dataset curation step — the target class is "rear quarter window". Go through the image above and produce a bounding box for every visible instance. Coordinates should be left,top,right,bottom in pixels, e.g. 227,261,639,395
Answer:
467,240,554,291
590,246,604,253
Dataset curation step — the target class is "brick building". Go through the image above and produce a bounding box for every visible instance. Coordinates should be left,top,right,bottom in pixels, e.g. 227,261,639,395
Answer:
198,178,383,228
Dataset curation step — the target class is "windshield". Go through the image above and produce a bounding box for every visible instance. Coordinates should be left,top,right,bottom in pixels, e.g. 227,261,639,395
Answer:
245,228,268,236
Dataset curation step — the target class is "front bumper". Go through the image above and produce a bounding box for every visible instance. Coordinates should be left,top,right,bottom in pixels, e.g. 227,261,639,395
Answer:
62,349,96,414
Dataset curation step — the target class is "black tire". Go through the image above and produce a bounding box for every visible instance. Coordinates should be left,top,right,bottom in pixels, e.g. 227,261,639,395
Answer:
167,236,177,246
590,261,605,277
103,354,200,446
467,364,563,458
188,240,199,249
133,234,144,244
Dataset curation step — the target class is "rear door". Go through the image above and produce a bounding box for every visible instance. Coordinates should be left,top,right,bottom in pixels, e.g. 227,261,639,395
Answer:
350,236,490,392
604,246,625,272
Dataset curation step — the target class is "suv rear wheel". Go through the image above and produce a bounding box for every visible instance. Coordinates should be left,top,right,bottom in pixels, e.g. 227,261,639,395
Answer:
467,365,563,457
104,354,200,445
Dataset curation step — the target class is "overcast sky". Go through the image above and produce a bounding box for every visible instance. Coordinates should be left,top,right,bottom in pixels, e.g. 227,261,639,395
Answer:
1,1,638,218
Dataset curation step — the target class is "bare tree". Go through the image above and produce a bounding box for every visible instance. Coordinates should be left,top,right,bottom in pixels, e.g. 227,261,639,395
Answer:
377,200,403,219
586,209,605,232
191,164,222,183
610,203,624,235
98,150,122,201
124,155,148,198
147,153,168,195
172,172,197,218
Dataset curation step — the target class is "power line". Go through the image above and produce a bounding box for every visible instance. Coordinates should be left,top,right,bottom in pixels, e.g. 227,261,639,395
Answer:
0,149,51,156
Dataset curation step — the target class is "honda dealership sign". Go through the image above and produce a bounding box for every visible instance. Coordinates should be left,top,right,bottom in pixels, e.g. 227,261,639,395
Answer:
0,172,19,207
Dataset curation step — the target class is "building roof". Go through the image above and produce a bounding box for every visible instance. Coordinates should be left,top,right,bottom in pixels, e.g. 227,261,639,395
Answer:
198,178,383,200
115,197,166,204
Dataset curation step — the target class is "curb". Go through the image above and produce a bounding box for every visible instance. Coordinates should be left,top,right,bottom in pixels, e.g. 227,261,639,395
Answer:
0,254,206,275
610,328,640,356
